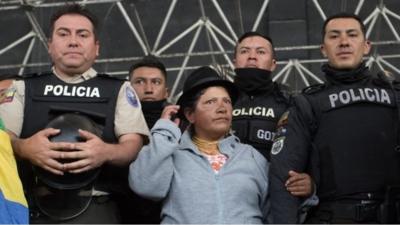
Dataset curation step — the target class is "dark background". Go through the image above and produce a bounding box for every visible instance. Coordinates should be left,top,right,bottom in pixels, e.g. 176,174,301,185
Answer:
0,0,399,99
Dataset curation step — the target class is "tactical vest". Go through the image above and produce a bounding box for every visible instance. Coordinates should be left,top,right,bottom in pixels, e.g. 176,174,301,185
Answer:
303,78,400,200
19,73,125,195
21,73,121,141
232,87,289,160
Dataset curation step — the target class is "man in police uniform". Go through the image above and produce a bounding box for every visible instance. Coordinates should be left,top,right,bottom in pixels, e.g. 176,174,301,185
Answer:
122,56,168,223
0,4,149,223
232,32,313,197
269,13,400,223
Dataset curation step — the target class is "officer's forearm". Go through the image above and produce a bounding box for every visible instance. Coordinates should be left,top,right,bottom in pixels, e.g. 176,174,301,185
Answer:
106,133,144,166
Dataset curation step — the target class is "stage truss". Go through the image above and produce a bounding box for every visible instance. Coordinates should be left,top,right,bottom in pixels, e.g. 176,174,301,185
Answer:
0,0,399,99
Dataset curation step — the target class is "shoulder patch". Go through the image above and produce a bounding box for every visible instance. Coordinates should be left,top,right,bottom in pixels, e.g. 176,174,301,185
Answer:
0,87,16,104
125,85,139,107
276,111,289,128
302,83,325,95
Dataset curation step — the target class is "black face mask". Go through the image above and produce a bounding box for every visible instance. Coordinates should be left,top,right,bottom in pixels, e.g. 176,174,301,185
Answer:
141,99,168,128
322,62,369,84
234,68,274,95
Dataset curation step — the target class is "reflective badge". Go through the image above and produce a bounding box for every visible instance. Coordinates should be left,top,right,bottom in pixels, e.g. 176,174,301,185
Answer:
276,111,289,128
271,136,285,155
0,88,16,104
126,86,139,107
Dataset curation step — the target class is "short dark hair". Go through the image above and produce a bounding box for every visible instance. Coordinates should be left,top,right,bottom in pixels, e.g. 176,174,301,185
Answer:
49,3,99,40
129,55,167,80
181,88,206,133
322,12,366,40
234,31,275,57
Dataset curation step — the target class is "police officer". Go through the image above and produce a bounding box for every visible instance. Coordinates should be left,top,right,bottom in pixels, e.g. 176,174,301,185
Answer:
0,4,149,223
269,12,400,223
232,32,313,197
123,56,169,223
130,55,169,128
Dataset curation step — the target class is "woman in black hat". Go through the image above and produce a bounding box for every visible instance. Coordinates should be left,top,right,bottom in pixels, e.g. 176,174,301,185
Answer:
129,66,269,224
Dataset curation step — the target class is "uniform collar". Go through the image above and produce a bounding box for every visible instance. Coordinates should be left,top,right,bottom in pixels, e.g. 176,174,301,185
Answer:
52,67,97,83
322,62,370,84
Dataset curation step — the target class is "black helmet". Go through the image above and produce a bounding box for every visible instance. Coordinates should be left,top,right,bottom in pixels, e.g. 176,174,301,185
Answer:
33,113,102,190
33,113,103,221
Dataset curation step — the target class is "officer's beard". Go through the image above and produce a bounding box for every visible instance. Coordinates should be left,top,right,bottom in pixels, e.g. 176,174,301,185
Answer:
322,62,369,84
234,68,274,95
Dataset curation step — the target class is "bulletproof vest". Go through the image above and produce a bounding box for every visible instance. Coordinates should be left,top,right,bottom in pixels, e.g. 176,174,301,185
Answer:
304,78,400,200
232,88,289,160
19,72,125,197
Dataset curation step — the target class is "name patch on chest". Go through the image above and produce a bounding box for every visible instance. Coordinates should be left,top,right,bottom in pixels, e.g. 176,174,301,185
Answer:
232,107,275,118
43,85,100,98
329,88,391,108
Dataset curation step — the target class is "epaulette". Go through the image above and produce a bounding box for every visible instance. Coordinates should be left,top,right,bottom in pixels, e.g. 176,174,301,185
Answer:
378,70,399,82
375,70,400,89
275,83,292,102
0,74,22,81
0,72,50,81
20,71,52,79
302,83,326,95
97,73,128,81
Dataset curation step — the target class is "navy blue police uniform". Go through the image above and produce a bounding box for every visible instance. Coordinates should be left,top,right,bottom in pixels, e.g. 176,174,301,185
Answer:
269,63,400,223
232,68,290,161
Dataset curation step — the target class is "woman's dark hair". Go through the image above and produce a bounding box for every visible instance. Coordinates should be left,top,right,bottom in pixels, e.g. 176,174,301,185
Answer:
179,89,206,133
180,85,232,135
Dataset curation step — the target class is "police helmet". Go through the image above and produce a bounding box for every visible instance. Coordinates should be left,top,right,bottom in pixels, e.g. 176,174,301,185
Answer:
33,113,102,190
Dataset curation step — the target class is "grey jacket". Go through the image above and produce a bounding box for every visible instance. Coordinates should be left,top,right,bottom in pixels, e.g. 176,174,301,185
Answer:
129,119,269,224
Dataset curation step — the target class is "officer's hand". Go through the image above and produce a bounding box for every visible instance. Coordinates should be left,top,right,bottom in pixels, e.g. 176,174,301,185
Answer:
61,129,108,173
285,170,314,197
161,105,180,126
15,128,75,175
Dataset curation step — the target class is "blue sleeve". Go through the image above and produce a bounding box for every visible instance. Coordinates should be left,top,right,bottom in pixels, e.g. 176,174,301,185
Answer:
128,119,181,201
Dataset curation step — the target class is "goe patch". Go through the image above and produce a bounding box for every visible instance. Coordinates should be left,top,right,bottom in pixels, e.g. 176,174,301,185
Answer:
271,136,285,155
